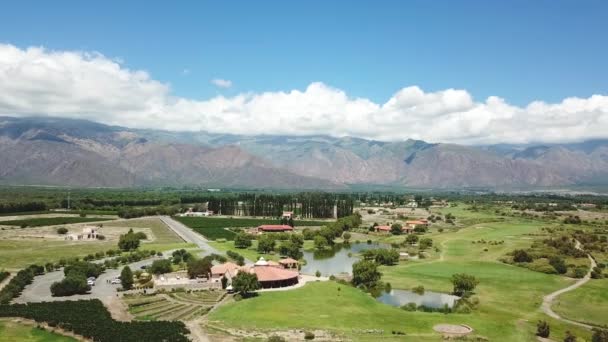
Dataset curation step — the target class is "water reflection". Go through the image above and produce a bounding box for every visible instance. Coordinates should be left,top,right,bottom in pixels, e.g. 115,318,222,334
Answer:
300,242,389,276
376,289,460,309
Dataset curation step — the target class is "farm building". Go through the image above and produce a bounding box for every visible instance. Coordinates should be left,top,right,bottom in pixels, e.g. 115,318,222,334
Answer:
257,224,294,233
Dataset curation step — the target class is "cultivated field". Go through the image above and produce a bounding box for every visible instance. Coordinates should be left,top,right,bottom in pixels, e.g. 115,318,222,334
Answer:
124,290,225,321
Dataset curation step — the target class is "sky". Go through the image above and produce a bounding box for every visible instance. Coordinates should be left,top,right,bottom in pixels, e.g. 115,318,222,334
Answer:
0,0,607,144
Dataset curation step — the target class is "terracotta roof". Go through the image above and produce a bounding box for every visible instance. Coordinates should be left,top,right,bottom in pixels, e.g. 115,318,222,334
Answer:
376,225,391,231
248,265,299,282
279,258,298,264
211,262,240,275
406,220,428,225
258,224,294,231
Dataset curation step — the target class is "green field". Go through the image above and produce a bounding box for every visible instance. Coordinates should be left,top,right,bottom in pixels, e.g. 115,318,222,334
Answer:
553,278,608,327
0,217,114,227
175,216,328,241
0,319,76,342
209,207,599,341
0,218,192,268
104,218,184,244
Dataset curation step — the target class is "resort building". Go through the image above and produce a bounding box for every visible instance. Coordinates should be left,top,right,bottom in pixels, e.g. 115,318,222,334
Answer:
405,220,429,229
281,211,294,219
212,257,300,289
374,225,414,234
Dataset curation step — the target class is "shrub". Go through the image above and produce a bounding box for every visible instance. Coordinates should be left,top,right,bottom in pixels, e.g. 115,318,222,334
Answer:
56,227,68,235
536,320,550,338
234,232,253,248
315,270,321,277
401,302,417,311
267,336,286,342
304,331,315,340
513,249,533,263
592,328,608,342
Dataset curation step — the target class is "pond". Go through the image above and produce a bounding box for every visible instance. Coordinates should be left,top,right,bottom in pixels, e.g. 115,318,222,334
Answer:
376,289,460,309
300,241,389,276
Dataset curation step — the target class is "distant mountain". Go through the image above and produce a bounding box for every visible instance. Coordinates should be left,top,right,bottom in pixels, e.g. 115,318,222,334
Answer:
1,116,608,189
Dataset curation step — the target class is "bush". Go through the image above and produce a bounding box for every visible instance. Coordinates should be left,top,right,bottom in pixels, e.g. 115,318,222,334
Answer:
592,328,608,342
50,274,89,296
513,249,533,263
304,331,315,340
536,320,550,338
267,336,286,342
56,227,68,235
149,259,172,275
234,232,253,248
0,267,39,304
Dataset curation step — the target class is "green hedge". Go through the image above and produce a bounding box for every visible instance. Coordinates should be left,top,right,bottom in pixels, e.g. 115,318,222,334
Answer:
0,299,189,342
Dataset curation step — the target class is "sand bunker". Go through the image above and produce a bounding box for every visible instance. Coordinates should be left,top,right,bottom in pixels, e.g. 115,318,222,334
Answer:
433,324,473,335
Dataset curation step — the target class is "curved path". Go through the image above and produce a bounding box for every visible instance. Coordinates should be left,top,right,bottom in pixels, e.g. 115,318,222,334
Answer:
540,242,597,330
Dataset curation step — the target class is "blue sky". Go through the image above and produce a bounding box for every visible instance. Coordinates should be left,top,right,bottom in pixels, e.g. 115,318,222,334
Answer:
0,1,607,144
1,0,606,105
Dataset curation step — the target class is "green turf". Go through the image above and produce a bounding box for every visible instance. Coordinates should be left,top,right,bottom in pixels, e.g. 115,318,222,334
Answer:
553,278,608,327
104,218,184,244
209,206,597,341
0,319,76,342
0,217,114,227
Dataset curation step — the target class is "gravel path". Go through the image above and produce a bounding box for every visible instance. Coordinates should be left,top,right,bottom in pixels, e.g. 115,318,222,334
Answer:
540,241,597,330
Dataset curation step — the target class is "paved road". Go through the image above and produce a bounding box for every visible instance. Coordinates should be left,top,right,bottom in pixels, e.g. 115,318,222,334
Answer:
540,241,597,330
158,216,253,264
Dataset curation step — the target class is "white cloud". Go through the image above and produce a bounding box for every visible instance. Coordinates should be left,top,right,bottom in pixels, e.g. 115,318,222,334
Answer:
0,43,607,144
211,78,232,88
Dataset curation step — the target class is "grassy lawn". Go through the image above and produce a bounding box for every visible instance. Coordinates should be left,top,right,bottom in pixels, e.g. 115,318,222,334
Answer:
103,218,184,244
0,217,114,227
0,319,76,342
553,278,608,327
0,239,195,269
209,207,596,341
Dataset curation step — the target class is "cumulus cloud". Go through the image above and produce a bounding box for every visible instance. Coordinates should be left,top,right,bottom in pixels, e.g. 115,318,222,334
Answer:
0,43,607,144
211,78,232,88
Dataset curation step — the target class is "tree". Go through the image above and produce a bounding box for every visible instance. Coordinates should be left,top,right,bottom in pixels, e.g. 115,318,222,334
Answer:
149,259,172,275
343,232,351,242
419,238,433,250
513,249,533,263
257,234,276,253
451,273,479,297
120,266,134,290
187,258,212,279
564,331,576,342
221,276,228,289
232,272,260,297
390,223,403,235
314,235,328,250
405,234,419,245
118,230,140,251
56,227,68,235
234,232,252,249
290,234,304,247
278,241,303,259
172,249,192,264
352,260,381,289
549,256,567,274
536,321,550,338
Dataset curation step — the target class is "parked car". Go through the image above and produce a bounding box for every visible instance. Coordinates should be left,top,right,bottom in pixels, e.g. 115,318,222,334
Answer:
140,265,148,270
111,278,121,284
87,279,95,286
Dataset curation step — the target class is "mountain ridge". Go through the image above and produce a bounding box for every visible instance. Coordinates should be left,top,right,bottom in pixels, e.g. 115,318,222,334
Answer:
1,116,607,189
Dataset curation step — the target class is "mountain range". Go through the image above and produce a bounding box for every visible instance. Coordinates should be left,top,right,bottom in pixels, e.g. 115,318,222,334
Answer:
1,116,607,190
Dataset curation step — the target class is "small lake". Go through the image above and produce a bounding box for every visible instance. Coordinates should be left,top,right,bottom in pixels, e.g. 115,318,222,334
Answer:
300,241,389,276
376,289,460,309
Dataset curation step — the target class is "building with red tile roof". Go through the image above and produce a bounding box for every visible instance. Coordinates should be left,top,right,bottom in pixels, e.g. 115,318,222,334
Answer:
257,224,294,232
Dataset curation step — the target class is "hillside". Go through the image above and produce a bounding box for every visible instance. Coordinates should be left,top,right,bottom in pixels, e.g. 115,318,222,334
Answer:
1,116,608,189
